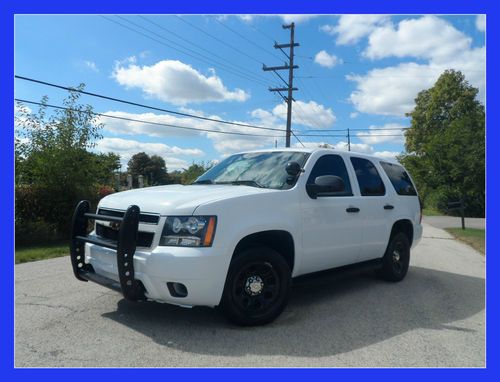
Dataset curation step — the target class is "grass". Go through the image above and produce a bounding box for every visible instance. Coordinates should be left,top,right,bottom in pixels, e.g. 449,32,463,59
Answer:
15,244,69,264
422,207,443,216
445,228,485,255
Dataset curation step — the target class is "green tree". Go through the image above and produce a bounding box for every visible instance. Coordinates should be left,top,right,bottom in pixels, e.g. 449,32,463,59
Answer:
400,70,485,216
180,162,210,185
127,152,168,186
15,86,114,243
92,152,121,185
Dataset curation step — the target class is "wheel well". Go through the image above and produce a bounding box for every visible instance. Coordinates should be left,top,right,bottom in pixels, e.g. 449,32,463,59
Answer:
233,230,295,272
391,219,414,246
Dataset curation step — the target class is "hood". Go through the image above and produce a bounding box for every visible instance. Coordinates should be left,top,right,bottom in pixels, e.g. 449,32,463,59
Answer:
98,184,276,215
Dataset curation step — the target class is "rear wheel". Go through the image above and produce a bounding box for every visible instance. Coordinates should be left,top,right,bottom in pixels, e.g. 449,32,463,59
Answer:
379,232,410,282
220,247,291,326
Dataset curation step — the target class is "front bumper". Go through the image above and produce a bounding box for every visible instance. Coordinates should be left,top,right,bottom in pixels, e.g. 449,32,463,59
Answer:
70,200,228,307
85,243,228,307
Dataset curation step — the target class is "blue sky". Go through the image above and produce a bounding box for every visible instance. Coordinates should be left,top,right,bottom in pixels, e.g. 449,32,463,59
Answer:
14,14,486,170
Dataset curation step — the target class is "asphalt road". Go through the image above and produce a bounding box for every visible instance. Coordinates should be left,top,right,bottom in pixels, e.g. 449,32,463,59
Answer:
15,223,485,367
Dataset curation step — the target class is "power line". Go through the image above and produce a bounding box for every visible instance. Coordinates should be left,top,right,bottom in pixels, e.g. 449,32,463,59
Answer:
15,99,285,138
137,15,270,85
297,133,405,137
248,23,276,43
15,75,284,133
214,18,283,62
291,131,306,147
101,16,269,87
305,127,410,132
175,15,266,66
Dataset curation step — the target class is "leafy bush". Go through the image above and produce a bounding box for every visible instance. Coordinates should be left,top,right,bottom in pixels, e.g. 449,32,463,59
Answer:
15,217,64,248
15,184,112,247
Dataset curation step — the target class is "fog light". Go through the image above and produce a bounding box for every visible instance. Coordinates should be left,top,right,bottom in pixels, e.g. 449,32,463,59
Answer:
167,282,188,298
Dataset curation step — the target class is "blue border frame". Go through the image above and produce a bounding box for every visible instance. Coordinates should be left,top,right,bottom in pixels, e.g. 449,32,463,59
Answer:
2,0,497,379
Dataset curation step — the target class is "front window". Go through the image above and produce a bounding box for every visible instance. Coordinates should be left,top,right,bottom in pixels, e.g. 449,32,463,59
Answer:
194,151,310,190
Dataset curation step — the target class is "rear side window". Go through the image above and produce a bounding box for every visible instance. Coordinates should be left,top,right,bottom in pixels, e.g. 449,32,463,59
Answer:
350,157,385,196
380,162,417,196
307,154,352,196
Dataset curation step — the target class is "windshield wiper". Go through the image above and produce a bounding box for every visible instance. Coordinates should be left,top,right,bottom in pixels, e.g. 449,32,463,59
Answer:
192,179,214,185
216,180,266,188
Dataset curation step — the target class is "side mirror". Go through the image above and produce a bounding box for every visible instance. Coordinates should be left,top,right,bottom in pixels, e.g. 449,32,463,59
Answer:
286,161,302,177
306,175,345,199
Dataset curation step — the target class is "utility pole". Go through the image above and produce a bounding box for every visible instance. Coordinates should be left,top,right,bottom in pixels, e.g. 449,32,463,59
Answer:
347,128,351,151
263,22,299,147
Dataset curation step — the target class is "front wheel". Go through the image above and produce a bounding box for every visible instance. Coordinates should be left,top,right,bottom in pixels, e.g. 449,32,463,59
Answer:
220,247,291,326
379,232,410,282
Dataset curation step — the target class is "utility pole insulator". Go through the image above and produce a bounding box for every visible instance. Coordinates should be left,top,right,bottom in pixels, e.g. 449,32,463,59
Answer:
263,22,298,148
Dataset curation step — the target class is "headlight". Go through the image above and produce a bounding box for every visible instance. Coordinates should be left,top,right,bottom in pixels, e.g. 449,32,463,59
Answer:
160,216,217,247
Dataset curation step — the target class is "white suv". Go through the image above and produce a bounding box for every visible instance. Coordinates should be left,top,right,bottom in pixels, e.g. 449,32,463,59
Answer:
70,148,423,326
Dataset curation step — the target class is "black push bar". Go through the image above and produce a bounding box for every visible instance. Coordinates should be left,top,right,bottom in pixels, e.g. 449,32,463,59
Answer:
70,200,146,301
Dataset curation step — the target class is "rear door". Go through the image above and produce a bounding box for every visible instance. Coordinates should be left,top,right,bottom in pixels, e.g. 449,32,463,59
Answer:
348,157,393,262
300,154,364,274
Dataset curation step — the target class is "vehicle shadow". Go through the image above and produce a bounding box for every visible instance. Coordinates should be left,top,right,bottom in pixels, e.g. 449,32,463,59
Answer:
101,266,484,358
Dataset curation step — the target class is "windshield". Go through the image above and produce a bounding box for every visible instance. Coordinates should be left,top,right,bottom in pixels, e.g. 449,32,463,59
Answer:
194,151,310,190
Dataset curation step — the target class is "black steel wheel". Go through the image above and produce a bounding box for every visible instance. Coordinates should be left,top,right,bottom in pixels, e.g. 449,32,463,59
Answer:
379,232,410,282
220,247,291,326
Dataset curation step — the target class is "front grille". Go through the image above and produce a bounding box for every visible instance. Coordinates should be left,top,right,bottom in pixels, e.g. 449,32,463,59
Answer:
96,224,155,248
98,208,160,224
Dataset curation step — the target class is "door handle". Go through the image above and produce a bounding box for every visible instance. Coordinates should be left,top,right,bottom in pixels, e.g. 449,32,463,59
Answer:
384,204,394,210
346,207,360,213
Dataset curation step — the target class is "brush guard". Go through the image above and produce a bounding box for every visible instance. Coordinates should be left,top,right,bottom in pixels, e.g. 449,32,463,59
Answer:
70,200,146,301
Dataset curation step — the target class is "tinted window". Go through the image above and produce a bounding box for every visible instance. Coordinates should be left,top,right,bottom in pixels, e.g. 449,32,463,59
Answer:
307,155,352,196
380,162,417,196
350,157,385,196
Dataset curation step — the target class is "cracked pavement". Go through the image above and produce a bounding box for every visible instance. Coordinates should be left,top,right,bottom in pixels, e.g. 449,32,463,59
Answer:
15,223,485,367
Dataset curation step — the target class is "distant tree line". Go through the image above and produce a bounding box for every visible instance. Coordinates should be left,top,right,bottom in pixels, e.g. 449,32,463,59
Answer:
126,152,210,187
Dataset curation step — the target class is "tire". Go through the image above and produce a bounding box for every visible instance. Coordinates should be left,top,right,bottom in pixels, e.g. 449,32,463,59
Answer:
379,232,410,282
220,247,291,326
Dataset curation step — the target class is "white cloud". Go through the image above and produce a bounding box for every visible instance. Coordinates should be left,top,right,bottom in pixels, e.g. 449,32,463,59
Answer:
83,60,99,73
364,16,471,62
280,15,318,24
293,141,401,159
98,111,205,138
100,107,284,157
237,15,254,23
314,50,340,68
273,100,336,128
348,16,485,116
373,150,400,159
321,15,389,45
96,137,203,169
356,123,407,144
476,15,486,32
112,59,249,105
294,140,374,154
334,141,374,154
349,112,359,119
